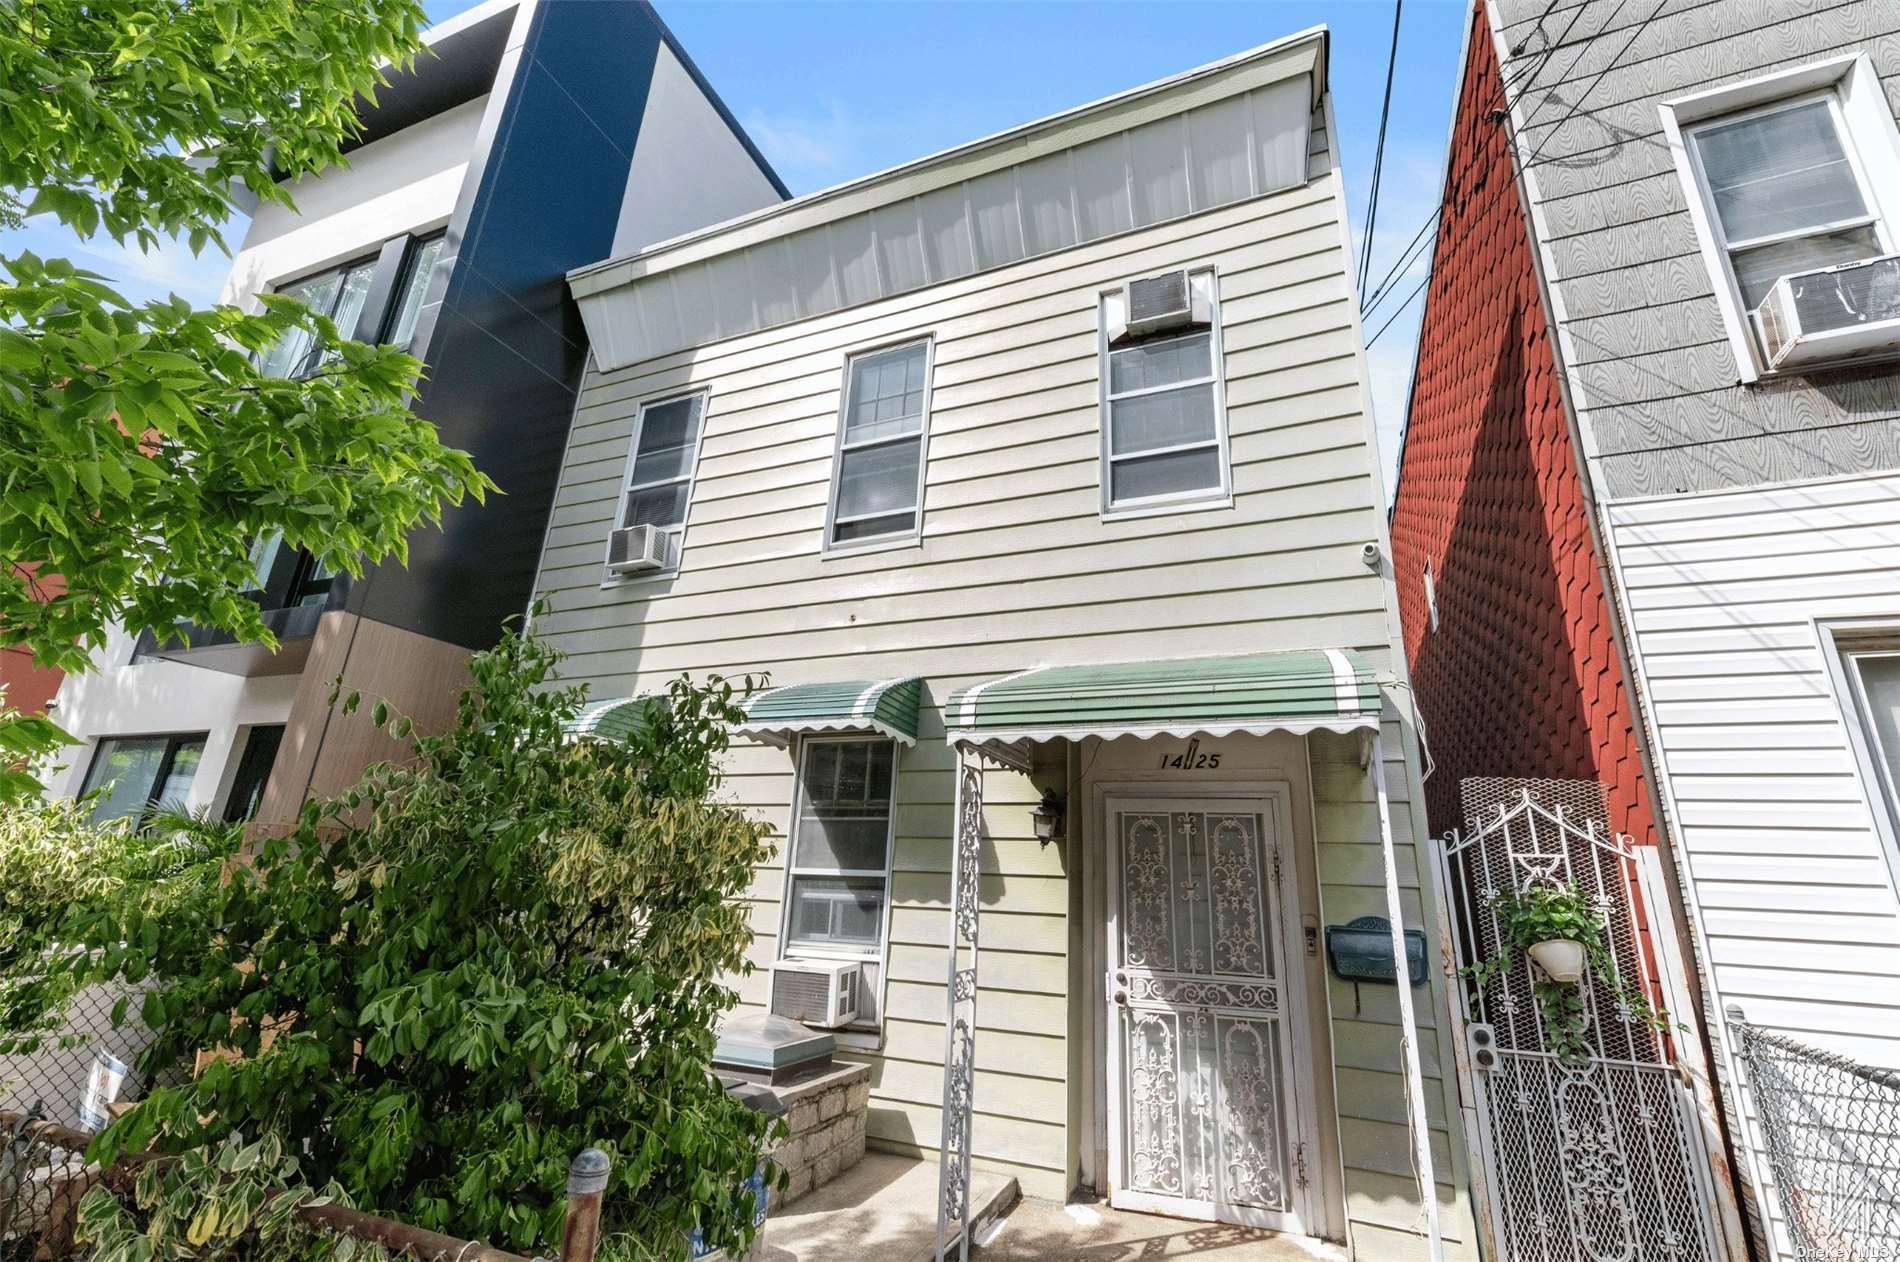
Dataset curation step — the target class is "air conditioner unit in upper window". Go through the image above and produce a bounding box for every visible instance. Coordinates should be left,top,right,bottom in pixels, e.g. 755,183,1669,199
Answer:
1121,269,1214,338
769,958,861,1029
605,523,678,576
1754,252,1900,372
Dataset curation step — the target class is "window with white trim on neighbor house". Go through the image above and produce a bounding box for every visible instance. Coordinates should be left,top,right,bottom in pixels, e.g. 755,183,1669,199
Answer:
780,736,896,1030
826,339,932,549
1098,267,1230,513
1666,55,1900,377
1839,640,1900,835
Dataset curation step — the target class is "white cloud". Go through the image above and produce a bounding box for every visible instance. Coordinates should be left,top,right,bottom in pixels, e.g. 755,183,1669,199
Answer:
1,214,241,308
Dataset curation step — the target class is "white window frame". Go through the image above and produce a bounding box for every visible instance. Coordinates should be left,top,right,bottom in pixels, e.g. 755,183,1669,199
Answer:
1819,620,1900,911
603,389,709,583
1661,54,1900,382
822,336,934,555
1423,559,1439,634
1096,265,1233,518
777,733,899,962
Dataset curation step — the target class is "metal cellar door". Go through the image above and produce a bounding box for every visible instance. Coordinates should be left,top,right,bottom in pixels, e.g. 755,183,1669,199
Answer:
1104,798,1311,1232
1437,778,1729,1262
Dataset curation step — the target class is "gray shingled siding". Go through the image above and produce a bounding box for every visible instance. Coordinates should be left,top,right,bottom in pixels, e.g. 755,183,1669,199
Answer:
1494,0,1900,498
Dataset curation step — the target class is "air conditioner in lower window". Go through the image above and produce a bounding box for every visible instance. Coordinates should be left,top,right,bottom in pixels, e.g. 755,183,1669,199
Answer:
1754,252,1900,371
605,523,677,576
769,958,861,1029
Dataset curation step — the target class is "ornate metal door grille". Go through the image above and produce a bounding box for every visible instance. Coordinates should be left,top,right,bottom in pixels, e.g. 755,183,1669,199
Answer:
1108,803,1306,1230
1438,781,1725,1262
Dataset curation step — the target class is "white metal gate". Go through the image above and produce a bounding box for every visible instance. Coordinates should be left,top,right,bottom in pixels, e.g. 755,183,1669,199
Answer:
1437,781,1725,1262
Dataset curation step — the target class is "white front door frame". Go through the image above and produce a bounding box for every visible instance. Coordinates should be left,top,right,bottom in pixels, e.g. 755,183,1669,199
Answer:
1094,781,1321,1235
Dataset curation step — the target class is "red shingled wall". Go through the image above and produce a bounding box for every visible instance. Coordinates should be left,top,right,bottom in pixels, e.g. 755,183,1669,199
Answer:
1387,2,1657,850
1,566,65,716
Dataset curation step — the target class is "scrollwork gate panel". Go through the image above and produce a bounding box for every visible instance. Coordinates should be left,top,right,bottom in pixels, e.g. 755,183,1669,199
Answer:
1438,781,1724,1262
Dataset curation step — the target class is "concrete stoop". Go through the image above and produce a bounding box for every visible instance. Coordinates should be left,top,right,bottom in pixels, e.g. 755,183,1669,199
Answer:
755,1151,1018,1261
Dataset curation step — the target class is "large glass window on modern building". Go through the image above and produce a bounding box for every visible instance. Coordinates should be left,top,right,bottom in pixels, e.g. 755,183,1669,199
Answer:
782,737,897,953
257,255,381,379
826,340,932,548
78,734,207,824
1098,267,1230,513
385,234,446,351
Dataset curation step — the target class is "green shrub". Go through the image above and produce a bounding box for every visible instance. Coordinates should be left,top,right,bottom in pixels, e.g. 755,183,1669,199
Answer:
5,624,777,1260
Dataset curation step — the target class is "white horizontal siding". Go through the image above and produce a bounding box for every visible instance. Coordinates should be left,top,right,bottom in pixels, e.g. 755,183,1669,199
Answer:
1607,472,1900,1257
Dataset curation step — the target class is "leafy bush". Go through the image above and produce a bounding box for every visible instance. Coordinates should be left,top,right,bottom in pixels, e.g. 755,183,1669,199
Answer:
5,626,777,1260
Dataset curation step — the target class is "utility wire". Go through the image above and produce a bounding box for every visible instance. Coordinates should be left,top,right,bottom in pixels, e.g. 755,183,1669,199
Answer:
1364,0,1667,349
1356,0,1405,299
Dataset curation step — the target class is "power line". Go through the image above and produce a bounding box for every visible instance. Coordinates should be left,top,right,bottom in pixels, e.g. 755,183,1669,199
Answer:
1357,0,1405,298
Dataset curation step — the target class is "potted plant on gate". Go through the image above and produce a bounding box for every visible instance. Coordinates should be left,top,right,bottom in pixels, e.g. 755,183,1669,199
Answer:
1467,880,1667,1065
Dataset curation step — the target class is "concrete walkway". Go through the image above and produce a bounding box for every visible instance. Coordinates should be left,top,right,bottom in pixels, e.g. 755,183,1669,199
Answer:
753,1152,1347,1261
973,1198,1349,1261
755,1152,1017,1261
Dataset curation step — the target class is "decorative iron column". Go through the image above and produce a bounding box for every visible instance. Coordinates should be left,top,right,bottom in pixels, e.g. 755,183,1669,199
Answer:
935,744,983,1262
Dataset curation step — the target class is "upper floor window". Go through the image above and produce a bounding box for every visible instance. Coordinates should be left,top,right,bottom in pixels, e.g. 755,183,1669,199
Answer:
1098,267,1230,514
258,255,380,379
826,340,932,549
1686,95,1888,309
608,392,707,578
385,233,445,352
1664,55,1900,379
1423,560,1440,634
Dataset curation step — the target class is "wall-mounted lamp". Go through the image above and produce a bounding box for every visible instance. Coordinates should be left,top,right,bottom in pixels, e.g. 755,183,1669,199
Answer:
1031,789,1066,847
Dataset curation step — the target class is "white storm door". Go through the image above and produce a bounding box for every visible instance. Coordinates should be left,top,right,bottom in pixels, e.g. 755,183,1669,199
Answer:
1104,798,1310,1232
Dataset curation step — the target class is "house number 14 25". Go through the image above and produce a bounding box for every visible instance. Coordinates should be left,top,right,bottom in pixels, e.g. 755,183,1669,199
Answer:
1159,738,1221,770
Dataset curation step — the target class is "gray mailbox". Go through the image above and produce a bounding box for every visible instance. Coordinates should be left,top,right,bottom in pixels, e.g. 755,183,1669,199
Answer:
1325,915,1427,985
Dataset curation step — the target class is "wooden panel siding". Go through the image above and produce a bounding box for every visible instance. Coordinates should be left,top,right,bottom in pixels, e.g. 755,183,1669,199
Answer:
531,76,1474,1252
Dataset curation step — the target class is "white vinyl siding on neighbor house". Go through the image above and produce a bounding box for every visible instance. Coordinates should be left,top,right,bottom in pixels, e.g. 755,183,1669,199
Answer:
533,88,1474,1252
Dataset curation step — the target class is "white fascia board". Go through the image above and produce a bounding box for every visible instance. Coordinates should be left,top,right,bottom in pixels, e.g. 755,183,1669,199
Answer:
567,28,1327,298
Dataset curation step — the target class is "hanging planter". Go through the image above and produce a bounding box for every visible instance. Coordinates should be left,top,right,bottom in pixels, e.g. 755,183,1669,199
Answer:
1465,880,1668,1066
1526,937,1586,983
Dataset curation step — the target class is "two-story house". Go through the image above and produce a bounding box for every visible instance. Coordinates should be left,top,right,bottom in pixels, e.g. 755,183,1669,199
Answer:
1389,1,1900,1258
534,26,1480,1259
44,0,785,827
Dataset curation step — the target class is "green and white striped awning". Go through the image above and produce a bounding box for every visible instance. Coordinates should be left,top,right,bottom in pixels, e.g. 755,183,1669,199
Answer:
943,649,1380,746
733,677,923,747
563,694,663,744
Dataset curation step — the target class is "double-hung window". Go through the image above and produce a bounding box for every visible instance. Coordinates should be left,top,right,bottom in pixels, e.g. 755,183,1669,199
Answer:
1665,56,1900,377
1685,94,1890,310
1837,636,1900,842
78,733,208,825
783,737,896,955
1099,268,1230,513
258,255,381,379
826,339,932,549
385,233,446,352
611,392,707,575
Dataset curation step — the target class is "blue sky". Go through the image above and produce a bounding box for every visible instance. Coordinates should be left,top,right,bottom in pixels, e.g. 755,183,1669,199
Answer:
0,0,1470,490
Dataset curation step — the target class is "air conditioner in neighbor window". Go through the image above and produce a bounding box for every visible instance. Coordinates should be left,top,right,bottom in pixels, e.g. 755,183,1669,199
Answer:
1754,252,1900,372
1121,269,1213,338
769,958,862,1029
605,523,677,576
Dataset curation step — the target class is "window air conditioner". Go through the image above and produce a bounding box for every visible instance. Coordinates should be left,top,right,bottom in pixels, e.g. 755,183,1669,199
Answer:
769,958,862,1029
1121,268,1214,338
1754,252,1900,372
605,523,677,576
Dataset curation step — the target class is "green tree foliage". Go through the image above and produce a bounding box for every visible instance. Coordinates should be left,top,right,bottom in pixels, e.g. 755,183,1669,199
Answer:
0,0,494,798
3,627,779,1259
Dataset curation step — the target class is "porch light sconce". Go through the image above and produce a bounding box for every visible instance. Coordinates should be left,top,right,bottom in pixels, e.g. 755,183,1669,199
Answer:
1031,789,1066,847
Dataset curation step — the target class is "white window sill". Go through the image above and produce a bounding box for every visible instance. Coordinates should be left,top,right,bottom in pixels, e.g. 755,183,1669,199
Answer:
1100,494,1234,522
819,535,924,561
599,567,681,590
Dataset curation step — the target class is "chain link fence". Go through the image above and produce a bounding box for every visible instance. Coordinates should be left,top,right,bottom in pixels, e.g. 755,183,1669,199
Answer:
1,979,156,1260
1729,1007,1900,1260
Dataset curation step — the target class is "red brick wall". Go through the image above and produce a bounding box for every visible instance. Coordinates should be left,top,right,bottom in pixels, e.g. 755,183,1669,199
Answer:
1388,2,1656,849
1,567,65,716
